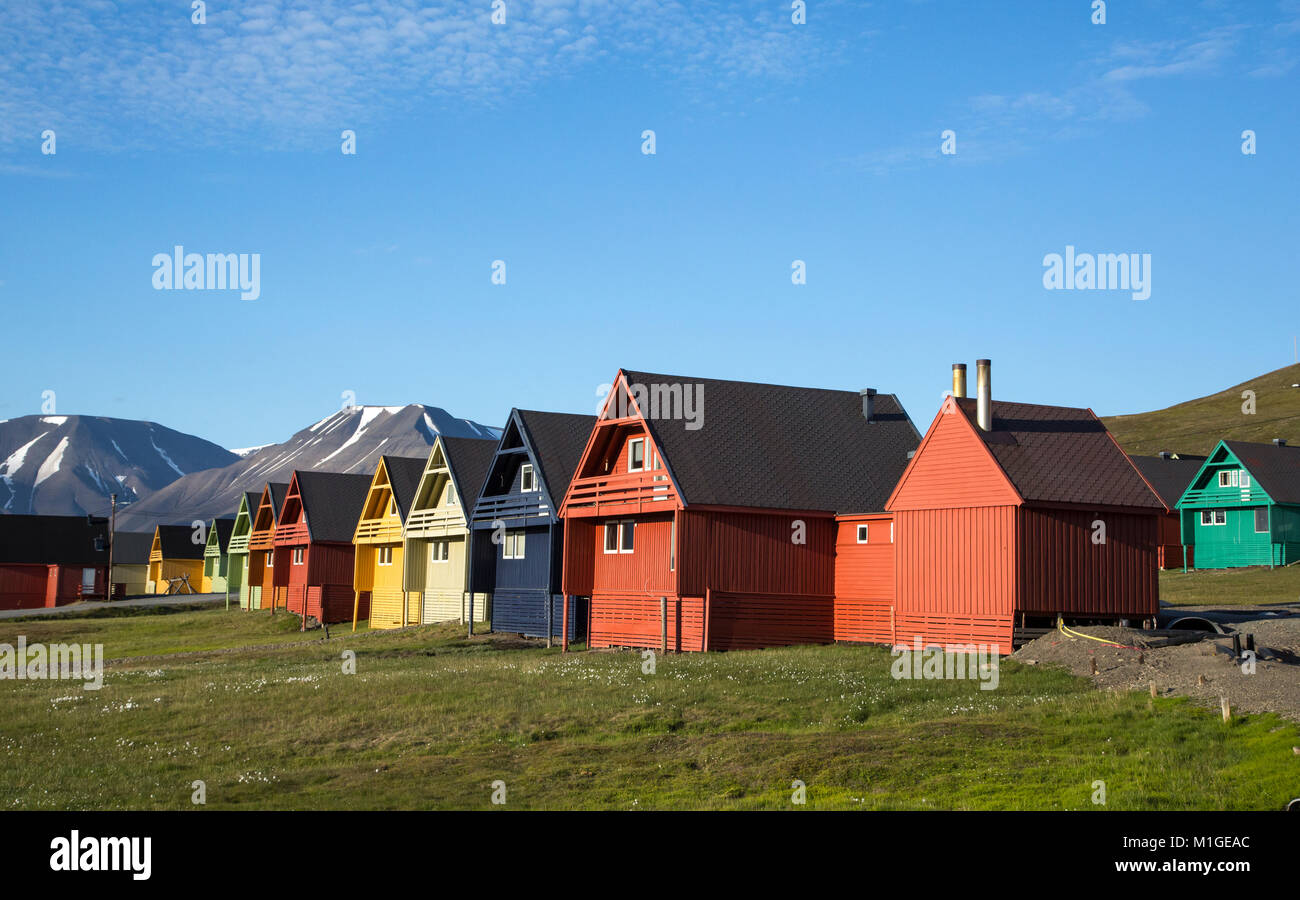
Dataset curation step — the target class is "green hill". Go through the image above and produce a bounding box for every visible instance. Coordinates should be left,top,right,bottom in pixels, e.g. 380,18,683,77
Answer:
1103,363,1300,457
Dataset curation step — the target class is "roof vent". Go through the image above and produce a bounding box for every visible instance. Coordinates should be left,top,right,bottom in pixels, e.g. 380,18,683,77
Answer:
1274,438,1288,447
861,388,877,424
951,363,967,399
1158,450,1172,460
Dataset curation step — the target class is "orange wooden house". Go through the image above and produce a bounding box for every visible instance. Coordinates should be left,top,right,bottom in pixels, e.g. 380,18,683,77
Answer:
559,369,919,652
880,360,1163,651
272,471,371,624
245,481,289,610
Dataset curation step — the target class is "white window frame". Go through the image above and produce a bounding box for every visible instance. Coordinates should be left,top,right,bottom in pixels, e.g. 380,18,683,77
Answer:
377,546,393,566
266,554,274,568
1214,509,1227,526
628,438,645,473
445,480,457,506
856,524,869,544
503,530,526,560
603,521,619,554
292,547,304,565
431,539,450,563
890,522,895,543
1218,470,1239,488
619,519,635,553
520,464,536,492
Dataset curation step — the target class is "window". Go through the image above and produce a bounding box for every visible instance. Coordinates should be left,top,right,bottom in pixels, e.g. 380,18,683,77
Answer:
1255,508,1269,533
431,540,450,563
388,497,396,516
445,481,457,506
1241,473,1251,489
856,524,869,544
652,451,668,500
628,438,645,472
520,464,536,492
603,520,635,554
503,530,526,560
1200,510,1212,526
377,546,393,566
1218,470,1240,488
1214,509,1227,526
292,548,304,565
266,554,274,568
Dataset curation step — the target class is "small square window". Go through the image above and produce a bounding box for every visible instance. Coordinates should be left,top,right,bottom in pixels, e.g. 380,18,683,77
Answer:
856,524,869,544
628,438,645,472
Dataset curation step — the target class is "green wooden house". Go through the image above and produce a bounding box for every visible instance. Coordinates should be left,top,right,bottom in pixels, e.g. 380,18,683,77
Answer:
227,492,261,609
201,517,236,595
1176,439,1300,569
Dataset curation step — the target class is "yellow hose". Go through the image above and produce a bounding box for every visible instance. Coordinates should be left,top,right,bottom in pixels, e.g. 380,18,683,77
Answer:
1057,615,1130,648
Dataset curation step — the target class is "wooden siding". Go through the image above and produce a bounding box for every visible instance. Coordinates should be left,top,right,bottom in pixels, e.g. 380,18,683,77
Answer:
893,506,1018,648
1016,506,1158,618
0,564,106,610
833,515,895,643
590,595,704,652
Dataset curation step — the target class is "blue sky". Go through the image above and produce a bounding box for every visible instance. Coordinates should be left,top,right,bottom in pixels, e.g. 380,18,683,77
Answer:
1,0,1297,449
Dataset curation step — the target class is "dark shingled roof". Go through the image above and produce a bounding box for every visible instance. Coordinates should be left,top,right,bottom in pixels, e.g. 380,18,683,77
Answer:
1130,455,1207,511
240,491,261,520
209,517,236,552
620,369,920,513
292,472,373,543
111,530,155,565
516,409,597,508
0,514,109,565
952,398,1163,509
1221,440,1300,506
381,456,428,520
268,482,290,522
442,436,499,509
155,524,206,559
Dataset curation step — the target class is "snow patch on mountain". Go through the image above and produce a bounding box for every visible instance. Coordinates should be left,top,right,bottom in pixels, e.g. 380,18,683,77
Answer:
34,436,71,488
150,436,186,477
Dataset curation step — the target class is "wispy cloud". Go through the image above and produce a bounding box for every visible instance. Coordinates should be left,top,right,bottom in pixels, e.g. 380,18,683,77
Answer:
0,0,829,153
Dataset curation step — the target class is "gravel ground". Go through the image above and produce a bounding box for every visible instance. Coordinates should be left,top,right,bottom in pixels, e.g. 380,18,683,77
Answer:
1012,606,1300,721
0,593,224,620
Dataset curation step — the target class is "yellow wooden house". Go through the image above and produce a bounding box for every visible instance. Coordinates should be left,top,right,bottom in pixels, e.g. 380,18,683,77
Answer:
145,524,206,594
352,455,428,630
398,435,497,627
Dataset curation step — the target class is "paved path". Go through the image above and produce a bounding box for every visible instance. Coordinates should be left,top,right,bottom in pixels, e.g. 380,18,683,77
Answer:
0,593,227,620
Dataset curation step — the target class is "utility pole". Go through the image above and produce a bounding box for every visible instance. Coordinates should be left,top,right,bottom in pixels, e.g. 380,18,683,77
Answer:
107,493,117,601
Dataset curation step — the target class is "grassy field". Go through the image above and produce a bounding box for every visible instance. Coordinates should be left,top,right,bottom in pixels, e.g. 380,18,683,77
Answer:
1,607,1296,810
1103,362,1300,457
1159,565,1300,607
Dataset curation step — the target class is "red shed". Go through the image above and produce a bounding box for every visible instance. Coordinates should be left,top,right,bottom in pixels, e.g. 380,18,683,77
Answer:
272,471,371,624
0,514,109,610
884,361,1164,651
559,369,919,652
832,512,896,644
1128,453,1204,570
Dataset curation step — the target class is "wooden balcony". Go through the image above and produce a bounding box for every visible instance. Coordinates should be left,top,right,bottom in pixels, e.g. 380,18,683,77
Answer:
564,472,678,517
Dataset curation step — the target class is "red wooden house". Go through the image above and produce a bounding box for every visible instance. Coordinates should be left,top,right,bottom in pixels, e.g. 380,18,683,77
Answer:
0,514,109,610
559,369,919,651
245,482,289,611
883,360,1164,651
272,471,371,624
1129,452,1204,569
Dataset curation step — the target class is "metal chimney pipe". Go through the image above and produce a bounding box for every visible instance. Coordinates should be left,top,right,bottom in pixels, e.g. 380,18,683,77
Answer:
951,363,967,399
976,359,992,431
861,388,877,423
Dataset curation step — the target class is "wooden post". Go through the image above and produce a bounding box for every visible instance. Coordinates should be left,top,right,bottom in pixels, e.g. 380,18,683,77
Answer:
660,595,667,654
546,522,555,649
1220,696,1231,723
562,593,570,654
1149,682,1157,698
107,494,116,602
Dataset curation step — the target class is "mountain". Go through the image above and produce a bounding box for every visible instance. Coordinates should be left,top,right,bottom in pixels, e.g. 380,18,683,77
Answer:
0,415,238,517
114,404,501,532
1103,363,1300,457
